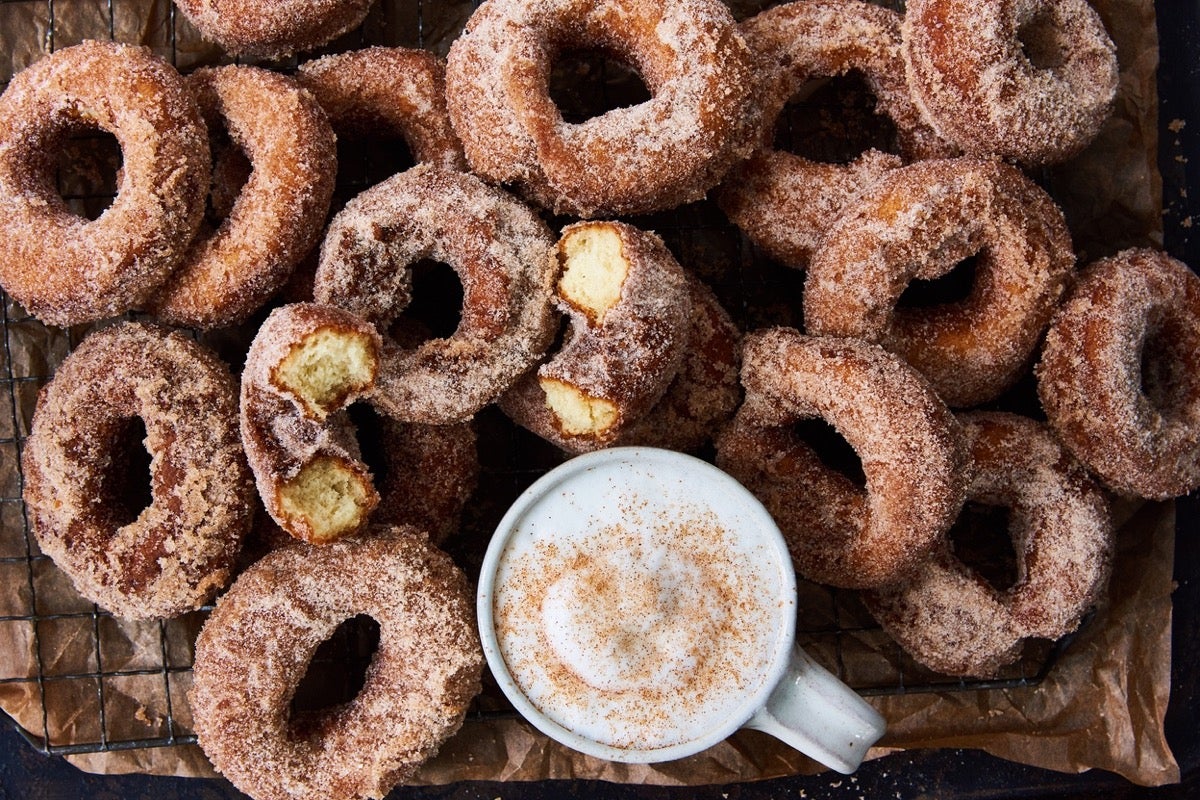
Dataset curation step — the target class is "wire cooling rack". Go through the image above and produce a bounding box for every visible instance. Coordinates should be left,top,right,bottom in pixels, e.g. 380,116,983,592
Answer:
0,0,1088,757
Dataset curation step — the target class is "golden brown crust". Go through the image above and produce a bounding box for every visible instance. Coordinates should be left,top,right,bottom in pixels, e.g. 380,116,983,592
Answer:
173,0,374,59
714,328,965,589
1037,248,1200,499
445,0,759,217
863,412,1113,677
500,221,692,452
240,303,383,544
297,47,466,171
21,323,253,619
151,66,337,330
902,0,1118,165
804,157,1075,407
190,527,484,800
0,40,208,326
716,0,954,269
314,164,559,424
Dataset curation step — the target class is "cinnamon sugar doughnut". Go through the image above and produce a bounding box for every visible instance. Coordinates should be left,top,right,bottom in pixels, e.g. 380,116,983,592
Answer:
617,275,742,452
151,66,337,329
241,303,383,544
716,0,954,269
863,412,1113,677
297,47,466,171
21,323,252,619
902,0,1119,165
804,157,1075,407
444,0,758,217
714,328,965,589
314,164,559,424
1037,248,1200,499
190,527,483,800
0,40,207,326
500,221,691,452
174,0,374,59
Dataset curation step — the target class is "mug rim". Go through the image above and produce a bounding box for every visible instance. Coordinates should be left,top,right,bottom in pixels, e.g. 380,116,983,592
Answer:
476,445,798,763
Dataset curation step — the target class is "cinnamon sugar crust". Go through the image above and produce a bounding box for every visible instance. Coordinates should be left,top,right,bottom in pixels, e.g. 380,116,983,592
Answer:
173,0,374,59
21,322,253,619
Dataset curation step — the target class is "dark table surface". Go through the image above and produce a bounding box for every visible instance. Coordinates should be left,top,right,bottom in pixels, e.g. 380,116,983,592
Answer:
3,2,1199,798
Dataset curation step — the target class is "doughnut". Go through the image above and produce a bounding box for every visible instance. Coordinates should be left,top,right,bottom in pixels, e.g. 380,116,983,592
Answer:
804,157,1075,408
189,526,483,800
150,65,337,330
714,328,965,589
241,302,385,545
0,40,207,327
313,164,559,425
1037,248,1200,499
173,0,374,59
715,0,954,269
616,275,742,452
862,412,1113,677
21,323,253,619
297,47,466,171
902,0,1119,165
499,221,692,452
444,0,758,217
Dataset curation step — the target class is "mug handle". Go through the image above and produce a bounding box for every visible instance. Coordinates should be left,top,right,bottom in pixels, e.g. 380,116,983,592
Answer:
744,647,886,774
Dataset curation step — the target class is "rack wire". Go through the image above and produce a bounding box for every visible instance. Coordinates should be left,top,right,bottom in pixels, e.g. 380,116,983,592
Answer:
0,0,1074,758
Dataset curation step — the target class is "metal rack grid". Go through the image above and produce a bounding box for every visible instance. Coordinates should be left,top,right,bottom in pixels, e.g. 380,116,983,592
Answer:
0,0,1076,758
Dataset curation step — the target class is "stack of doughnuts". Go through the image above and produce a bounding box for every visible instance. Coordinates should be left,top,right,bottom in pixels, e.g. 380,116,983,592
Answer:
0,0,1192,793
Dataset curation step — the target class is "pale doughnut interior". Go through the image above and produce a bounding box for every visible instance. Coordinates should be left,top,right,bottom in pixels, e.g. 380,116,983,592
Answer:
273,328,377,418
558,224,628,324
278,456,374,543
540,377,619,436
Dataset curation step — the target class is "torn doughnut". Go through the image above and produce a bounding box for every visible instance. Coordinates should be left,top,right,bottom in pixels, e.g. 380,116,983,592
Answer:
500,221,691,452
240,303,383,544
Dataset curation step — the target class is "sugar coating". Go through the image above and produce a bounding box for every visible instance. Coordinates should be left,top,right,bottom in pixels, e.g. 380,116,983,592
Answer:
150,66,337,330
0,40,208,327
21,322,253,619
804,156,1075,408
174,0,373,59
715,328,966,589
190,528,484,800
495,502,785,751
902,0,1118,165
863,412,1113,677
314,164,559,425
716,0,955,270
500,221,691,452
1037,248,1200,499
445,0,759,217
297,47,467,170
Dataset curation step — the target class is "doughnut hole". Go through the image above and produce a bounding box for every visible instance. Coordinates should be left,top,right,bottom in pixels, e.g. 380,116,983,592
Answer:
946,502,1019,592
1017,6,1069,71
557,223,629,324
101,417,154,529
1139,311,1200,417
895,254,981,310
56,127,122,221
403,260,465,340
277,456,376,544
207,143,251,226
271,327,379,420
548,47,651,124
290,614,382,719
792,417,866,489
773,72,899,164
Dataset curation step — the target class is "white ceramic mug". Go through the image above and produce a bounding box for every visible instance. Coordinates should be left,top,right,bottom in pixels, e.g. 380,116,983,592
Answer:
477,447,886,773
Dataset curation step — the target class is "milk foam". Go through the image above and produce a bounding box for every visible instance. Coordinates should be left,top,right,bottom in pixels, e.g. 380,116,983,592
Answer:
492,458,791,751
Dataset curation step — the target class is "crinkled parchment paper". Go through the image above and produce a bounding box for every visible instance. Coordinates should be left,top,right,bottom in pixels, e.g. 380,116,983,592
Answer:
0,0,1180,788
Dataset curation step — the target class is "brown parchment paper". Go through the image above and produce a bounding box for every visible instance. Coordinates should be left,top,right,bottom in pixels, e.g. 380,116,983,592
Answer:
0,0,1181,789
